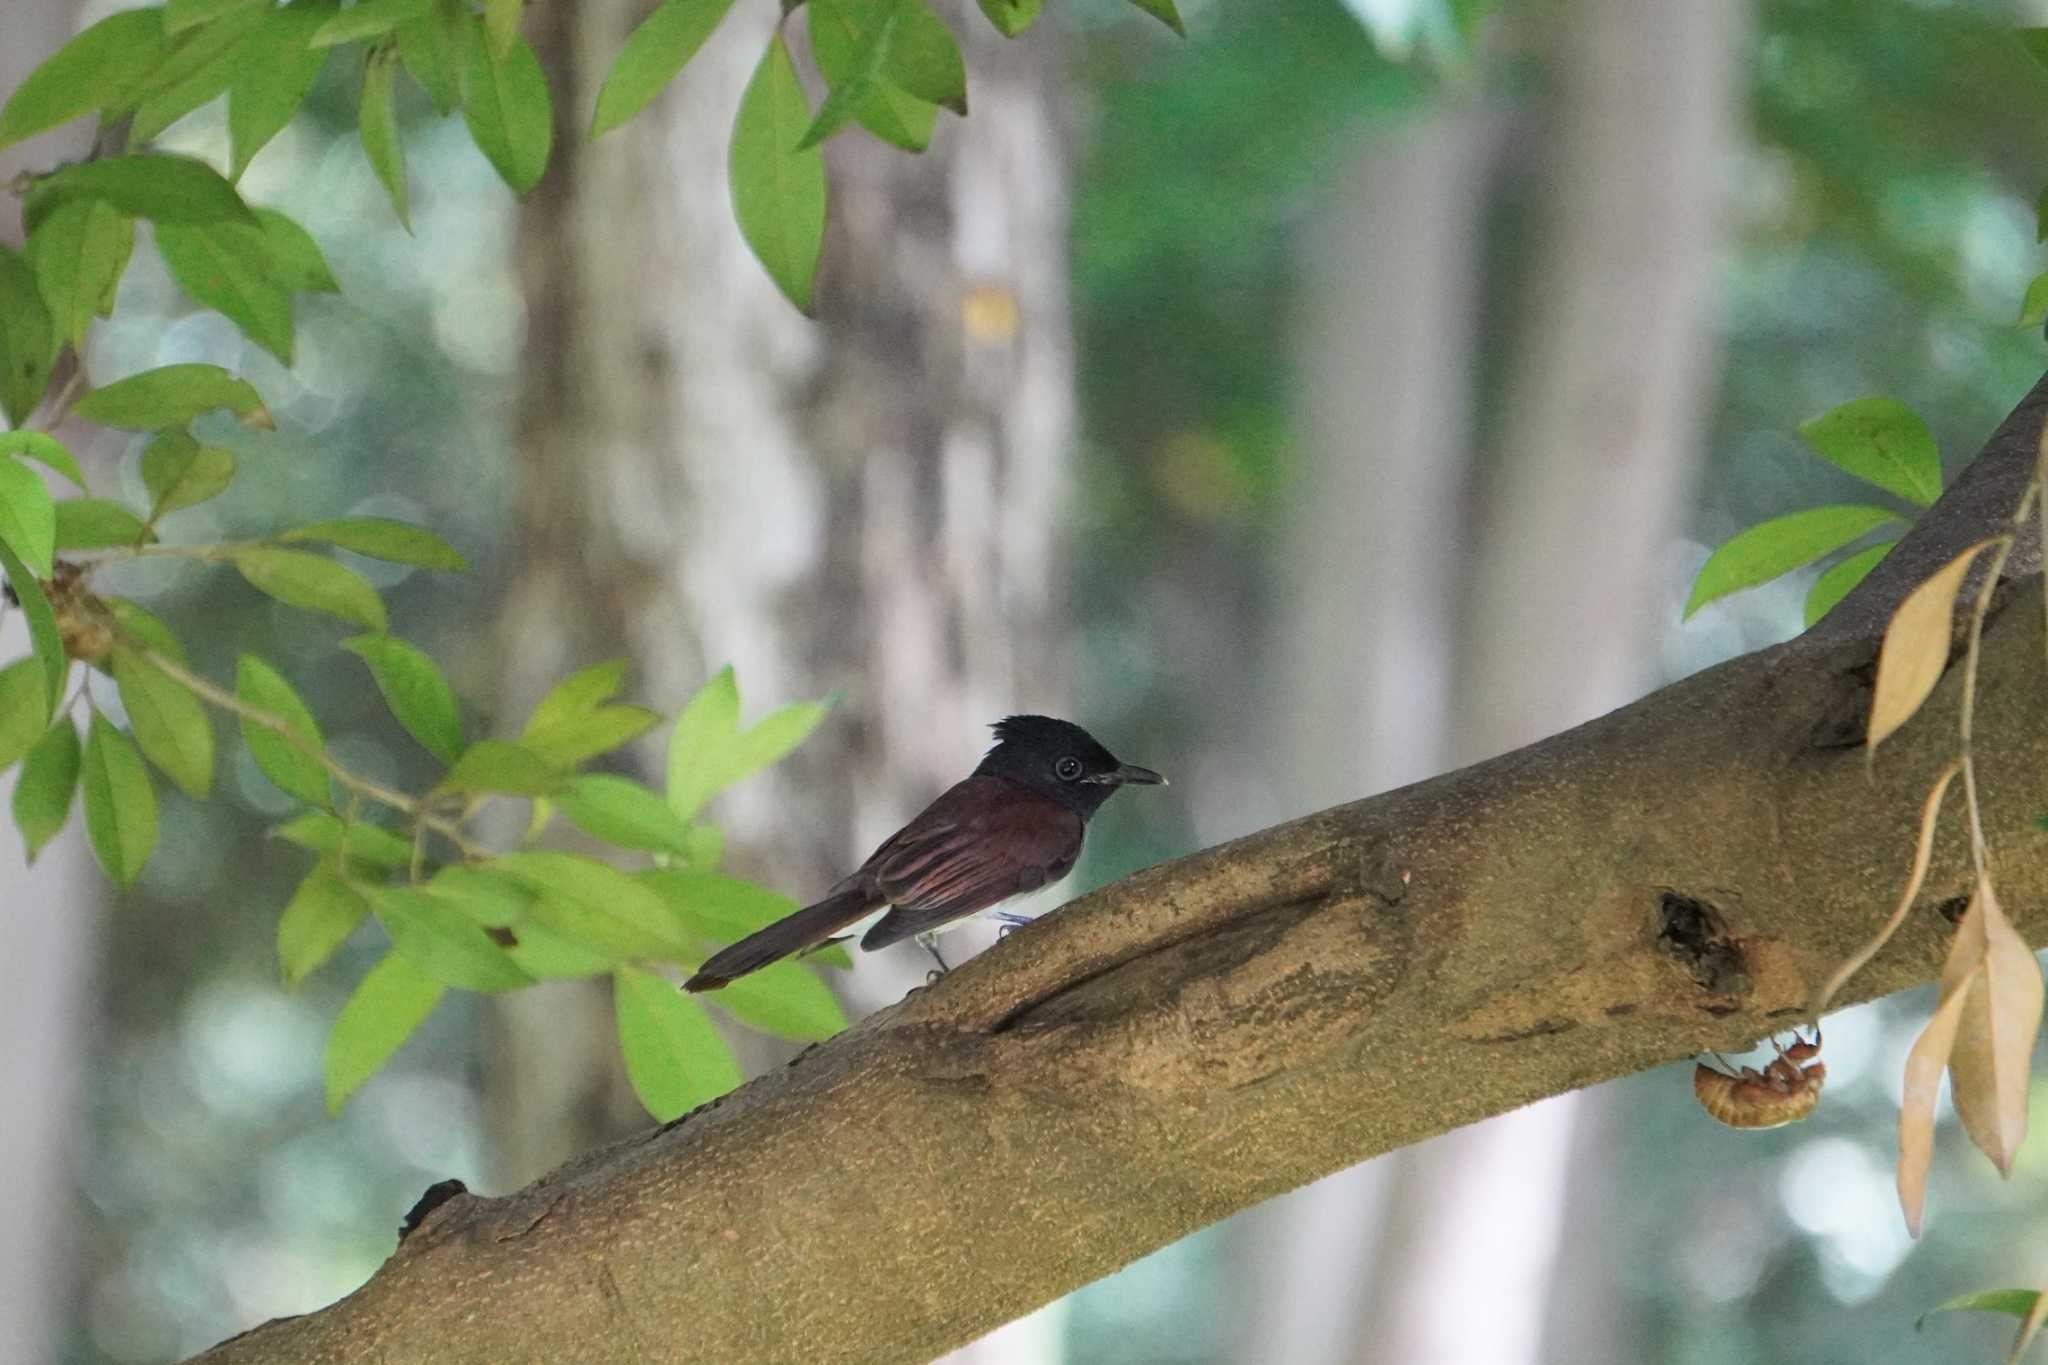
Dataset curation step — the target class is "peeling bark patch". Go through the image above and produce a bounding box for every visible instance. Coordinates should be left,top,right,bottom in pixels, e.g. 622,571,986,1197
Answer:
398,1179,468,1243
1655,893,1750,997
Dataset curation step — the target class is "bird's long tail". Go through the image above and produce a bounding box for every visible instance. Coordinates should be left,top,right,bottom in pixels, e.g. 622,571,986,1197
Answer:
683,882,880,992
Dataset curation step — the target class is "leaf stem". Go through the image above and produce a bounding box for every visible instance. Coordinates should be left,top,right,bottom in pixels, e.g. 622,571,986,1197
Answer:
128,642,492,860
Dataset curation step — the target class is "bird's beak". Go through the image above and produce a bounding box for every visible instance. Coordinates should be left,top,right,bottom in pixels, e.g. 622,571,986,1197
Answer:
1105,763,1166,787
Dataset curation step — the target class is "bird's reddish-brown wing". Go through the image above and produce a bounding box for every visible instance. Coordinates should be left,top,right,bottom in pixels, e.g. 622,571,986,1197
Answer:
856,775,1083,949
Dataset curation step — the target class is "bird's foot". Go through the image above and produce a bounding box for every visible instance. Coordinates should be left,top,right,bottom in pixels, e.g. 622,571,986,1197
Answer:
992,910,1035,940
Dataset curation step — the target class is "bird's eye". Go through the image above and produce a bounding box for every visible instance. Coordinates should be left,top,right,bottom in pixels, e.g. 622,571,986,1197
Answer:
1055,756,1083,781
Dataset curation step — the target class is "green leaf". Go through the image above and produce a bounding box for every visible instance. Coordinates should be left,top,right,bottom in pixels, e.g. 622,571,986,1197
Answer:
225,1,331,174
495,850,694,960
111,645,214,798
0,659,49,772
665,666,739,820
235,654,331,806
107,598,186,664
613,964,741,1119
276,810,411,868
679,823,723,873
26,198,135,349
974,0,1043,39
1797,398,1944,507
250,209,342,292
235,548,388,630
13,718,80,860
29,154,257,229
505,917,616,978
0,433,85,490
278,517,465,569
323,950,445,1112
666,669,829,822
524,659,626,730
879,1,967,115
82,711,158,887
1917,1288,2040,1330
375,885,533,991
465,30,553,193
169,0,266,33
0,9,167,150
139,428,237,520
359,43,411,229
340,633,462,762
1683,505,1902,618
726,698,829,781
157,219,298,362
810,0,937,152
436,738,558,796
643,867,800,943
313,0,433,47
1125,0,1186,35
1803,541,1895,629
129,7,268,145
2021,29,2048,74
0,244,57,429
713,960,849,1041
74,363,267,429
518,660,658,767
395,0,469,114
155,210,341,368
0,455,57,578
427,864,533,926
730,35,827,314
55,499,152,550
522,705,659,769
800,6,900,150
591,0,737,138
483,0,522,59
276,861,369,985
557,774,691,853
0,538,64,719
2021,272,2048,330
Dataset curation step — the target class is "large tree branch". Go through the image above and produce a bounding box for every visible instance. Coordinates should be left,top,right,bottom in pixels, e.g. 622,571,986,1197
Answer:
193,376,2048,1365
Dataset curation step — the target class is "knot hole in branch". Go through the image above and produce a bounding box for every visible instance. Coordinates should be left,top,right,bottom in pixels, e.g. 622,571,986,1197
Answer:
1656,892,1750,1002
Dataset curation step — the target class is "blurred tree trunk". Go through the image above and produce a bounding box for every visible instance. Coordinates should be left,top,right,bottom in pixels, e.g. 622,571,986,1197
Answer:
488,1,1075,1186
1224,106,1492,1365
0,6,99,1362
1359,2,1746,1363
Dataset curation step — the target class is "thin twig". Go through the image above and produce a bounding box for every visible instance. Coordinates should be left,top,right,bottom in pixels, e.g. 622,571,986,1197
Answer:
1954,482,2033,876
129,643,492,860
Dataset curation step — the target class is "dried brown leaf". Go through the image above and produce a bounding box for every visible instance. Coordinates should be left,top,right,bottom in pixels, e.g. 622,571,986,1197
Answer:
1899,981,1973,1237
1809,760,1961,1019
1867,539,2001,748
1949,878,2045,1175
2011,1288,2048,1365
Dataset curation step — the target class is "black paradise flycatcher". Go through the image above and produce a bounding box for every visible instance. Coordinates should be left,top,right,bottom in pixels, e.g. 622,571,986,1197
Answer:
683,716,1165,991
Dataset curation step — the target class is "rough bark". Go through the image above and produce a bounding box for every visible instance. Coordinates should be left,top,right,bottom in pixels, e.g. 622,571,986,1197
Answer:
190,376,2048,1365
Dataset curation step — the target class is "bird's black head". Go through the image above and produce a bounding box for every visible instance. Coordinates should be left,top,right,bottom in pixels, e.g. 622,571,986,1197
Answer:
975,715,1166,817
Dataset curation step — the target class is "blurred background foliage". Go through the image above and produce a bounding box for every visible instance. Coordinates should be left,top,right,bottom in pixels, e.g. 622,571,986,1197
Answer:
15,0,2048,1360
